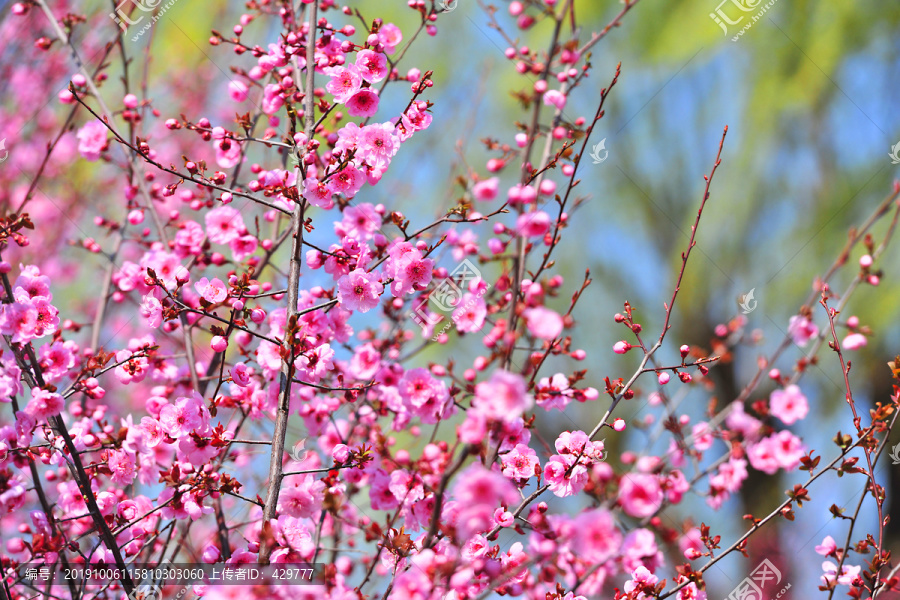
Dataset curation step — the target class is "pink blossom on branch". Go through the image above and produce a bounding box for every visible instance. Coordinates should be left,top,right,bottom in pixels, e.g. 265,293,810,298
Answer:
523,305,564,339
76,120,107,161
842,332,868,350
0,3,894,600
769,384,809,425
25,387,64,419
195,276,228,303
336,268,383,313
472,370,533,422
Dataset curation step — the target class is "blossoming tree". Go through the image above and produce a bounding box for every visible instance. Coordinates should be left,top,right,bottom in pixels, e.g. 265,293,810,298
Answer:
1,1,898,600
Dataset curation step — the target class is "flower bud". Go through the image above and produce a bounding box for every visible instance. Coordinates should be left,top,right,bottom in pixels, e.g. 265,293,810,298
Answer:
613,341,631,354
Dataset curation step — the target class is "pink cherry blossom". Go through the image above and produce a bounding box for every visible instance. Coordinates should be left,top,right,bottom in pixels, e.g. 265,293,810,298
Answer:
159,394,207,438
113,350,150,385
543,89,567,110
769,384,809,425
25,387,64,419
195,277,228,304
302,177,335,209
401,102,433,137
262,83,284,114
337,269,383,313
141,250,188,289
377,23,403,54
452,293,487,333
571,509,622,562
228,80,249,102
355,49,388,83
230,234,258,261
39,341,75,383
340,203,381,240
0,355,23,403
842,332,867,350
508,183,538,205
725,401,763,441
622,528,664,573
210,335,228,352
747,436,780,475
535,373,573,411
501,443,539,481
388,248,434,297
613,340,632,354
205,206,246,245
452,463,519,508
0,302,36,344
624,566,660,598
31,298,59,339
295,343,335,383
358,122,400,170
788,314,819,347
0,7,893,598
516,210,552,238
691,421,714,451
398,367,452,424
107,449,136,486
140,417,165,447
473,177,499,201
618,473,664,518
324,64,363,103
472,370,533,422
770,429,805,469
76,121,107,161
346,89,380,117
709,458,747,495
523,306,563,339
328,165,366,198
215,139,242,169
139,292,163,328
748,430,804,474
816,535,837,556
543,453,588,497
821,561,861,586
14,265,51,299
231,363,252,387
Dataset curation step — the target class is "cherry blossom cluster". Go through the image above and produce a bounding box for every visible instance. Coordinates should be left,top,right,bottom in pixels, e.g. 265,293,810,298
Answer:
0,1,898,600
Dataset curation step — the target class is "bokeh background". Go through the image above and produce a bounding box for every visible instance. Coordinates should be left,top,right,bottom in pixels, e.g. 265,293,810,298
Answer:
3,0,900,597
